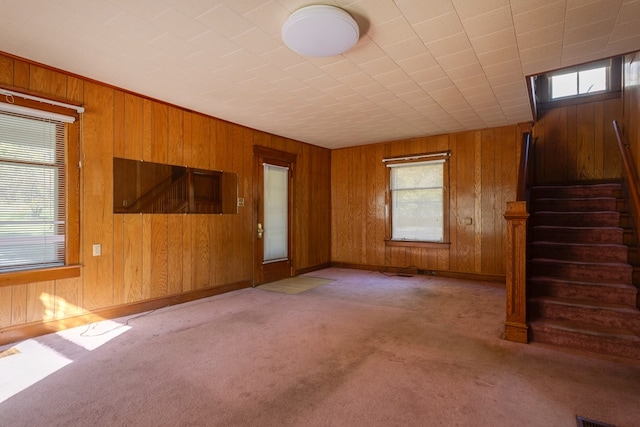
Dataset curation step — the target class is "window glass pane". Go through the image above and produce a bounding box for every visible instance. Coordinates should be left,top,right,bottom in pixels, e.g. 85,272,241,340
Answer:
392,188,443,241
390,160,444,242
263,164,288,262
0,111,65,272
551,72,577,99
579,67,607,94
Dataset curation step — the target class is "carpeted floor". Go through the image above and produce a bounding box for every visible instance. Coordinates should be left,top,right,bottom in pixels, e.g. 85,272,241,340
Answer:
0,268,638,427
258,276,334,294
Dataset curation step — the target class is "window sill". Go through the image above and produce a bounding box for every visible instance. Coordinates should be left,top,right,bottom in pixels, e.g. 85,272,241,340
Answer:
385,239,451,249
0,265,81,287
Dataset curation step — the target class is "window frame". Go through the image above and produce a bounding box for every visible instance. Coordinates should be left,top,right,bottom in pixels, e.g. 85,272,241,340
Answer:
0,93,80,287
384,151,450,249
535,56,622,110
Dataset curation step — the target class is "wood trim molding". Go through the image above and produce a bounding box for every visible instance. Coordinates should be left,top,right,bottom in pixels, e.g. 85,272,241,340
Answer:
330,262,505,283
295,262,332,276
0,280,251,346
0,265,81,287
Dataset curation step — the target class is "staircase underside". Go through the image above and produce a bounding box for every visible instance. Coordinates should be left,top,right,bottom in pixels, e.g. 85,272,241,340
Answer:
527,182,640,360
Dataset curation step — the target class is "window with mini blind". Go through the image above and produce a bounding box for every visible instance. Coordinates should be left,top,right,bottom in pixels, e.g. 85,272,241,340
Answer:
385,152,449,246
0,106,71,273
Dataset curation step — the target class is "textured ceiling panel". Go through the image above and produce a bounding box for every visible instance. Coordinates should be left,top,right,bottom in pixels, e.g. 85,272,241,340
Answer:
0,0,638,149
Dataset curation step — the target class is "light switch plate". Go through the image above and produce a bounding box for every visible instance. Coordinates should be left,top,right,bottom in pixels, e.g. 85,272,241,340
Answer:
92,244,101,256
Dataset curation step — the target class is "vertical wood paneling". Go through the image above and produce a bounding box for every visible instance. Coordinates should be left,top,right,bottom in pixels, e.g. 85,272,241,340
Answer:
29,65,66,98
12,60,29,89
26,281,54,322
192,216,210,288
480,129,496,273
577,103,595,179
113,215,125,304
150,215,168,297
168,106,184,165
123,215,143,302
0,287,12,328
82,82,114,310
535,97,624,183
11,285,27,325
0,56,13,84
142,215,152,299
124,94,143,160
151,102,168,164
167,215,184,294
113,91,126,158
54,275,84,319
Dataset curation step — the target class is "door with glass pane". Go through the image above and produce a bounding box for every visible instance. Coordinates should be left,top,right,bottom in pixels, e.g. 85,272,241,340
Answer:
253,146,295,285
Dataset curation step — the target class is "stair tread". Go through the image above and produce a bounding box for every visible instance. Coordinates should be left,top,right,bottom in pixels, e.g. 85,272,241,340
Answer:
530,275,638,290
531,241,627,248
529,319,640,339
532,210,618,214
532,225,622,230
529,295,640,312
530,258,631,267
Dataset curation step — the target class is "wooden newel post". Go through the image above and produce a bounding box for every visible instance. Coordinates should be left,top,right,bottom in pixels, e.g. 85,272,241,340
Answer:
504,201,529,343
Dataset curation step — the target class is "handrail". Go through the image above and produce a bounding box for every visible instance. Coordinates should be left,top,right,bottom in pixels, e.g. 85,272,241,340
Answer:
516,132,532,202
613,120,640,242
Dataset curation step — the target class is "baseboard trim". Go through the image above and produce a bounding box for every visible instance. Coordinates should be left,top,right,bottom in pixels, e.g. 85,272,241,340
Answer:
295,262,332,276
330,262,505,283
0,280,251,347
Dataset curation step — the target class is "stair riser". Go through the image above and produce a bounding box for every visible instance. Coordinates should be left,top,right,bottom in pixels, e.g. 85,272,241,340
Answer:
529,301,640,332
531,185,622,199
530,261,632,283
529,279,637,306
529,326,640,359
530,212,620,227
532,227,623,244
529,244,627,263
532,199,617,212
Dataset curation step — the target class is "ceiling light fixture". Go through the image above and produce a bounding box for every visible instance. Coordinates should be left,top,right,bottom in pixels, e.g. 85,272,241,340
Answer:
281,5,360,57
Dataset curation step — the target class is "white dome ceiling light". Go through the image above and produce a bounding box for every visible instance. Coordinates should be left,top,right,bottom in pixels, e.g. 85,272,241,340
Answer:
282,5,360,57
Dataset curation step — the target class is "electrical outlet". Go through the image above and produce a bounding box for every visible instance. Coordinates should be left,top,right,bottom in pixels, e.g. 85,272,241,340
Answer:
237,198,245,207
92,244,101,256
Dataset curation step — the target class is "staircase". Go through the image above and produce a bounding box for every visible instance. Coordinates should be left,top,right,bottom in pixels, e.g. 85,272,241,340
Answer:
527,182,640,359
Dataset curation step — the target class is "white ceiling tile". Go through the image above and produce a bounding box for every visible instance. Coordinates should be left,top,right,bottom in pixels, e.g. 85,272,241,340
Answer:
383,38,429,63
1,0,630,148
196,4,254,38
413,12,465,43
512,1,566,35
427,32,472,59
460,5,513,39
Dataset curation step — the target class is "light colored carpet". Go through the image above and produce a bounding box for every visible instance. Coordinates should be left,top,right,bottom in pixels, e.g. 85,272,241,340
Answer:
258,276,333,294
0,268,639,427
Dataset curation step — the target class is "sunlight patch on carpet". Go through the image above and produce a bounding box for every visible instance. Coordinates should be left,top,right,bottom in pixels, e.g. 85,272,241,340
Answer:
258,276,334,294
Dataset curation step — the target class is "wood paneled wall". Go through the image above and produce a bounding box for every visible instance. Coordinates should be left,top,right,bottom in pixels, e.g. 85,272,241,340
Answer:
0,53,331,337
533,97,623,184
331,124,531,278
624,52,640,171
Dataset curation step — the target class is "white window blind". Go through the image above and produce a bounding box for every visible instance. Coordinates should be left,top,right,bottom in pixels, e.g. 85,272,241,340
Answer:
388,160,444,242
0,107,69,272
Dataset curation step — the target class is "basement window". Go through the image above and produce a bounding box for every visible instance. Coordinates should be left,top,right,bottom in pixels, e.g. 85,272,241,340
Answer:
384,152,450,248
534,56,621,109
